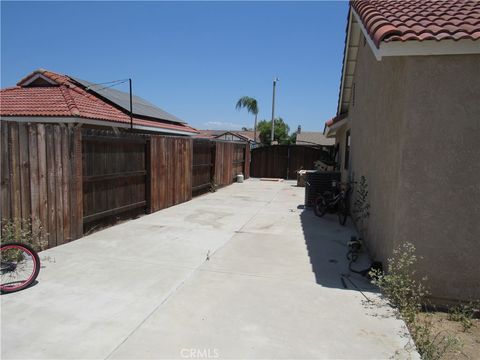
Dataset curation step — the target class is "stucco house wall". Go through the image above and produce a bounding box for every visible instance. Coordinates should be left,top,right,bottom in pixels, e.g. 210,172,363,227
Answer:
395,54,480,302
334,126,349,181
346,37,480,302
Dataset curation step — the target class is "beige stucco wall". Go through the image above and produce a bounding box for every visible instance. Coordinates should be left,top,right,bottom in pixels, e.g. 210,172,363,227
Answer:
334,125,350,181
395,55,480,302
345,38,480,302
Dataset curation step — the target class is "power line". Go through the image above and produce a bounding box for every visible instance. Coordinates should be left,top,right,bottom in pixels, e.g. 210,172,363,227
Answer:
94,80,128,92
85,78,129,91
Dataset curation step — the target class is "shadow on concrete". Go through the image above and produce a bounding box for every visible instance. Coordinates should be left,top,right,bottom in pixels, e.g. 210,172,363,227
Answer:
1,280,39,296
299,207,377,292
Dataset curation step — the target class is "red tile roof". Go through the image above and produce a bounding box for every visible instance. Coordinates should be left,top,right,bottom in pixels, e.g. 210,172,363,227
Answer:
0,70,198,134
352,0,480,47
325,113,348,127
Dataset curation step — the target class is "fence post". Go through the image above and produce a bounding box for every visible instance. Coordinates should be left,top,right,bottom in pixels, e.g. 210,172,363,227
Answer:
244,143,250,179
72,126,83,240
146,137,152,214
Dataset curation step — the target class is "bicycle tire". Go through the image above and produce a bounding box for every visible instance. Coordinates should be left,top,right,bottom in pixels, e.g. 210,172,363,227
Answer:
314,195,328,217
1,242,40,294
338,198,348,226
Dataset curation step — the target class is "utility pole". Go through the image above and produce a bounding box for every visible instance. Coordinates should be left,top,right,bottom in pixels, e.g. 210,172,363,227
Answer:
129,78,133,130
270,77,278,145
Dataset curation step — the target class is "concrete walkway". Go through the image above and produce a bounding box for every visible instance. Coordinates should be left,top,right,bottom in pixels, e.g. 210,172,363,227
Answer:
1,180,416,359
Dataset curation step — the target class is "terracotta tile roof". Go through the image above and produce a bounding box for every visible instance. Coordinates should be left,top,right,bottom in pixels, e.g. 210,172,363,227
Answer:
325,113,348,127
351,0,480,47
0,69,198,134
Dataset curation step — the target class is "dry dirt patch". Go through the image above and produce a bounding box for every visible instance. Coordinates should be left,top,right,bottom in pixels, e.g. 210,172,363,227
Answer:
418,312,480,360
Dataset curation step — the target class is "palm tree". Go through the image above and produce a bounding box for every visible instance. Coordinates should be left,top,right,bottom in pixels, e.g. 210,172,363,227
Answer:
235,96,259,144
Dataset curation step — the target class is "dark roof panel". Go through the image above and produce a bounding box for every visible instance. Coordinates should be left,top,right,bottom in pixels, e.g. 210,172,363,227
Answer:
70,76,186,124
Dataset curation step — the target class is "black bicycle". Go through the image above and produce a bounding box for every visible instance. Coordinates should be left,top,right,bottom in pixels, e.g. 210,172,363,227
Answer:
314,181,353,225
1,242,40,294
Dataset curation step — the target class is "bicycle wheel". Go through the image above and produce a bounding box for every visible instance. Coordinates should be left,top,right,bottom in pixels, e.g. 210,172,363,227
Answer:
314,195,328,217
338,198,348,226
1,243,40,294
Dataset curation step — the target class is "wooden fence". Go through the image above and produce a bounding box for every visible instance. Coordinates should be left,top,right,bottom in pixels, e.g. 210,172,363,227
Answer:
149,136,193,212
250,145,332,179
1,122,82,248
1,122,250,249
192,139,215,196
82,131,148,230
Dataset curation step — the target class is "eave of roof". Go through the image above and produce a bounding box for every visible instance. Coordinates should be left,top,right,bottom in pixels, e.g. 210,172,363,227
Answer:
335,1,480,118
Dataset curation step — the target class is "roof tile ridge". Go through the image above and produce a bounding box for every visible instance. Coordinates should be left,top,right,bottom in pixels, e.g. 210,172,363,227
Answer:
351,0,402,47
37,69,71,86
59,85,81,116
63,80,131,121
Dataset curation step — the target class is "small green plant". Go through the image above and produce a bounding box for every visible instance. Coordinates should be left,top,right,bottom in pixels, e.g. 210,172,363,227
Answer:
370,242,428,323
1,218,48,252
353,175,370,223
411,316,459,360
209,180,218,193
370,242,460,359
449,302,478,331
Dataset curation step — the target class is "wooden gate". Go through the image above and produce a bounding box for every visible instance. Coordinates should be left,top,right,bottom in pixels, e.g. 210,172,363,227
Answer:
233,143,246,178
192,139,215,196
250,145,328,179
148,136,192,212
82,131,147,230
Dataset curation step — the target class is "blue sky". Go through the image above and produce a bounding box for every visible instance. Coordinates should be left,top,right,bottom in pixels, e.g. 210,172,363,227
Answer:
1,1,348,132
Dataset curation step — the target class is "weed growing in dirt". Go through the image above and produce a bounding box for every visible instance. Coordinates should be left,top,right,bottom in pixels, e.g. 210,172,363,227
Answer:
449,302,478,332
370,242,460,360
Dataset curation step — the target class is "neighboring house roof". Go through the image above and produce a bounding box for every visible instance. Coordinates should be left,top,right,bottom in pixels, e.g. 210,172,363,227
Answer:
330,0,480,129
0,69,198,135
296,132,335,146
352,0,480,47
196,129,260,142
229,131,259,143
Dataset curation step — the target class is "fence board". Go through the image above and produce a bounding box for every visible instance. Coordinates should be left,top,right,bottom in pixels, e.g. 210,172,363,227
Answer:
28,125,40,235
53,125,64,245
37,124,48,235
61,125,71,242
1,123,11,221
0,122,82,249
244,144,251,179
9,123,22,222
18,123,31,221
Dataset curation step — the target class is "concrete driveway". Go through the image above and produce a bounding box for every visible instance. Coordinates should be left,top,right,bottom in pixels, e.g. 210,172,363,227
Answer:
1,180,417,359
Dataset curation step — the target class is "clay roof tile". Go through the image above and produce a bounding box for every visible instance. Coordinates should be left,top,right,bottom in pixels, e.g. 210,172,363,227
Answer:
351,0,480,46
